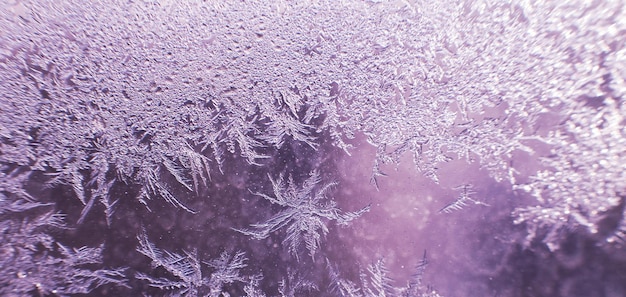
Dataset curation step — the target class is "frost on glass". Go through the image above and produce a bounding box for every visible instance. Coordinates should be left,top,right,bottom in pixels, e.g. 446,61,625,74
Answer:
0,169,127,296
327,253,442,297
514,98,626,251
235,171,369,261
0,0,625,296
136,231,254,297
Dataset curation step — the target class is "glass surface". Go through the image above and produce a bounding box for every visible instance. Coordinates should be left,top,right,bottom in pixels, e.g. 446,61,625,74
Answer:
1,1,624,296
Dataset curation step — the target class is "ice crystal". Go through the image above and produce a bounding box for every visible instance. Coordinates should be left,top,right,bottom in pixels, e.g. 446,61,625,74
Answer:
236,171,369,261
137,231,252,297
328,253,442,297
0,185,126,296
439,185,489,214
514,98,626,250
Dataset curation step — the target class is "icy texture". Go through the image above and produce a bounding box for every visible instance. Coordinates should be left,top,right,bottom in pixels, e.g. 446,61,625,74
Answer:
236,171,369,261
514,98,626,250
1,168,126,296
328,253,442,297
0,0,625,295
137,231,254,297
